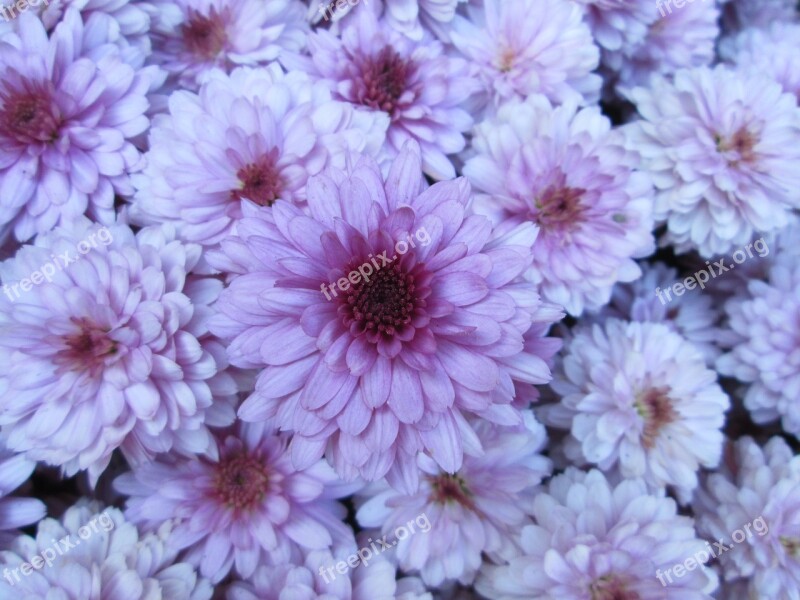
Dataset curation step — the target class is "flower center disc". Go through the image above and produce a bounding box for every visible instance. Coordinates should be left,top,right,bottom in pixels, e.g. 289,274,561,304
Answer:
213,453,270,510
359,46,412,115
635,386,677,449
231,150,283,207
0,86,61,144
341,261,420,342
182,8,228,59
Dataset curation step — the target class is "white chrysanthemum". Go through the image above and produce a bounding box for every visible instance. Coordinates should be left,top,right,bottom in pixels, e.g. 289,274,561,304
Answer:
147,0,308,88
543,319,729,500
627,66,800,257
0,219,237,483
226,546,432,600
614,0,719,92
716,251,800,434
449,0,600,109
356,412,551,587
694,436,800,599
476,468,718,599
0,501,212,599
131,65,387,251
464,94,654,316
594,261,733,363
721,22,800,101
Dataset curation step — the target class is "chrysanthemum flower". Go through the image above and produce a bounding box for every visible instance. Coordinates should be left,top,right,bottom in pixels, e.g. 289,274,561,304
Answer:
115,422,357,583
694,436,800,599
722,22,800,101
476,468,718,599
595,261,732,363
464,94,654,316
721,0,797,32
0,443,45,546
612,0,719,92
282,9,475,179
208,142,563,492
355,411,550,587
382,0,462,40
543,319,729,500
0,218,237,483
147,0,307,89
627,66,800,257
716,251,800,434
131,65,387,253
0,500,212,598
226,546,431,600
0,11,155,244
0,0,153,63
449,0,600,109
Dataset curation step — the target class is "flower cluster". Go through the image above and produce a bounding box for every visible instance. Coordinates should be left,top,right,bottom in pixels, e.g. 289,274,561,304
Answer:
0,0,797,597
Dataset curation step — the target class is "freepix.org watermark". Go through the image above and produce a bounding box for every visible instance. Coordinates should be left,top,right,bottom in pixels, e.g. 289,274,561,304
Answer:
655,237,768,305
318,0,367,21
656,515,769,587
1,0,49,22
319,513,431,583
656,0,710,18
2,226,113,302
2,510,115,586
319,226,431,301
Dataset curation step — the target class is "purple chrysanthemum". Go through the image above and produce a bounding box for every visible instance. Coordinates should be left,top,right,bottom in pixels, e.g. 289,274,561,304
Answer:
0,443,45,546
115,422,356,583
0,500,212,598
716,251,800,434
627,66,800,257
226,546,431,600
694,436,800,599
595,261,733,363
208,142,563,493
476,468,718,599
147,0,307,89
449,0,600,110
131,65,387,252
721,22,800,101
464,95,654,316
0,218,237,483
543,319,729,500
0,10,156,244
356,411,550,587
282,9,476,179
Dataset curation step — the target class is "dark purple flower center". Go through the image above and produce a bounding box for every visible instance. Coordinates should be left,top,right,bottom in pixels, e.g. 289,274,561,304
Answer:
429,474,476,510
55,318,118,377
590,575,640,600
212,453,270,510
339,258,429,344
358,46,412,115
182,8,228,59
533,183,586,230
231,150,283,207
635,386,676,449
0,85,61,144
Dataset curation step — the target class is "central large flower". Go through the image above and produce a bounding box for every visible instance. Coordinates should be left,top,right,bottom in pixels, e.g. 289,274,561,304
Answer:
209,142,563,491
